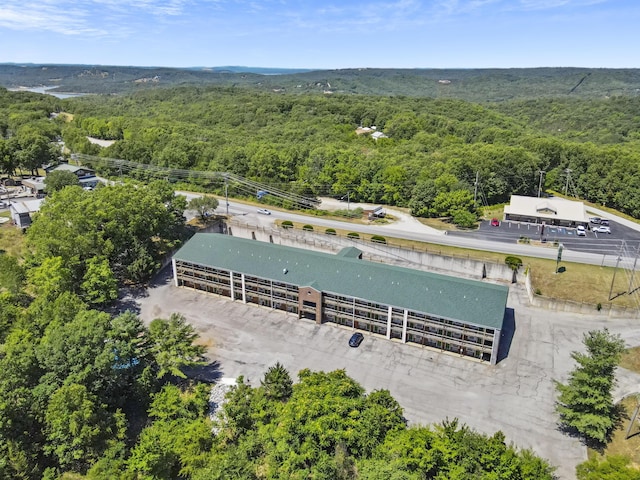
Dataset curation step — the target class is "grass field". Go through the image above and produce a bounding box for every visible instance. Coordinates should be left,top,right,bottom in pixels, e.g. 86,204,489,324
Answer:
0,222,26,258
621,347,640,373
588,397,640,466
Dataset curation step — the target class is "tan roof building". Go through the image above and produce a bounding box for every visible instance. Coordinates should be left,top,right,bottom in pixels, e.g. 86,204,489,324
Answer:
503,195,588,226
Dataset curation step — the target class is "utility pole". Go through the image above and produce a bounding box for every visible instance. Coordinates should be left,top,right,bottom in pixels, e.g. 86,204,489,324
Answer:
564,168,572,196
609,242,624,300
628,245,640,294
347,191,350,212
224,175,229,217
538,170,545,198
474,171,479,204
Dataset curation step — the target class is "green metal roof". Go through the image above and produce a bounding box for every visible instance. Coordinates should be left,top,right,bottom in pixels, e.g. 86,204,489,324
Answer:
173,233,508,330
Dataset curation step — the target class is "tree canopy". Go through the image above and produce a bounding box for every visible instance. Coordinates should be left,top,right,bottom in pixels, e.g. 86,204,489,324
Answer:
26,180,188,292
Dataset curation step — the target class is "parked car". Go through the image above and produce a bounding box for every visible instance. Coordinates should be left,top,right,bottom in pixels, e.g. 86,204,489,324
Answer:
257,208,271,215
490,218,500,227
349,332,364,348
600,219,610,226
589,217,601,224
576,225,586,236
593,225,611,234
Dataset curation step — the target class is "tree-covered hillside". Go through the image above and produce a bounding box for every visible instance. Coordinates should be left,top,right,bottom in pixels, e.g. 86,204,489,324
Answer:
54,86,640,220
2,64,640,101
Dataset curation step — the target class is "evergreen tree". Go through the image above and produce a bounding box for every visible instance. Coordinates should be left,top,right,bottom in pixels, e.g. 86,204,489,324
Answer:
260,362,293,401
555,328,625,445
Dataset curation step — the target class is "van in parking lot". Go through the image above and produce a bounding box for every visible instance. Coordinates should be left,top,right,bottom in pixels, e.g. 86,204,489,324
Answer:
576,225,586,236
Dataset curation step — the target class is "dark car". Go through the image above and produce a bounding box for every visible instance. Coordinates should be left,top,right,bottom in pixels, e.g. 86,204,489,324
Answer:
490,218,500,227
349,332,364,347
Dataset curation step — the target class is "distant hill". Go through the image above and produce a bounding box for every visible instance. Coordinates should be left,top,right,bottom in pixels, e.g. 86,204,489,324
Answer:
1,63,639,101
187,66,313,75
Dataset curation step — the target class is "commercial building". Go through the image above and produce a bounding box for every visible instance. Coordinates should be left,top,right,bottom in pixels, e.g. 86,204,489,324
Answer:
45,164,100,189
503,195,589,227
172,234,509,365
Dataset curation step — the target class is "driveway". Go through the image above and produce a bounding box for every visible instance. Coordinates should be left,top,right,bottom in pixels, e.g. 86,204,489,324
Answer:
129,266,640,479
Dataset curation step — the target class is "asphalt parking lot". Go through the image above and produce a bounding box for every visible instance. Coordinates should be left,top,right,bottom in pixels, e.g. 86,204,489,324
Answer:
128,266,640,479
449,217,640,256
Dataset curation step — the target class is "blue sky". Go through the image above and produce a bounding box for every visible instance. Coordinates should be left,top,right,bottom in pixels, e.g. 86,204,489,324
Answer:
1,1,638,69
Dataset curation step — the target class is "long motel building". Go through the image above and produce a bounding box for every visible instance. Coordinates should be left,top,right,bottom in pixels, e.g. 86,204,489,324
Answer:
172,233,509,365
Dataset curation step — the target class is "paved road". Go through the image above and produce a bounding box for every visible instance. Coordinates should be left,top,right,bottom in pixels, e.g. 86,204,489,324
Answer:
183,193,634,267
130,268,640,480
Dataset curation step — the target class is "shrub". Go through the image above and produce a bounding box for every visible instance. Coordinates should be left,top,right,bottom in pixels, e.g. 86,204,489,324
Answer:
370,235,387,244
597,303,602,311
302,224,314,231
334,207,363,219
535,288,542,296
325,228,336,235
347,232,360,239
505,256,523,271
281,220,294,229
451,209,478,228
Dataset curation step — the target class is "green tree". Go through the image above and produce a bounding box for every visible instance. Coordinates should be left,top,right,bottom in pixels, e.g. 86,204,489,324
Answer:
188,195,220,223
451,208,477,228
0,254,25,295
260,362,293,401
15,132,56,175
27,256,73,301
0,138,19,176
432,189,477,222
408,179,437,217
43,383,113,473
0,329,44,479
127,384,212,479
44,170,80,193
556,328,626,445
36,309,118,406
81,256,118,306
148,313,206,379
576,455,640,480
0,292,23,343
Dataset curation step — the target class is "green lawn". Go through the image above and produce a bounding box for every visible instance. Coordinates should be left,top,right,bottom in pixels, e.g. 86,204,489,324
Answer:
621,347,640,374
588,396,640,466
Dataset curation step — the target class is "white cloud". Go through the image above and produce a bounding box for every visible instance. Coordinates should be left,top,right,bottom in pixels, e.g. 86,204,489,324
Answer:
0,0,197,36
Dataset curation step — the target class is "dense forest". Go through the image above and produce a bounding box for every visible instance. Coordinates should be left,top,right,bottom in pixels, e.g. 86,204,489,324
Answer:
3,83,640,223
52,86,640,223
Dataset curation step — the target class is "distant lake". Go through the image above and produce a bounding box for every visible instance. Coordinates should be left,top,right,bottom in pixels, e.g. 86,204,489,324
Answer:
9,86,87,99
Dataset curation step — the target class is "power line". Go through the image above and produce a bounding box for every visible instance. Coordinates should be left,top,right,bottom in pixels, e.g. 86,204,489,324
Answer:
71,153,321,210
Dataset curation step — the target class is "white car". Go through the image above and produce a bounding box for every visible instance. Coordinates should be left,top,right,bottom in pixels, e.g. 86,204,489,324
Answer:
576,225,586,236
257,208,271,215
593,225,611,234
